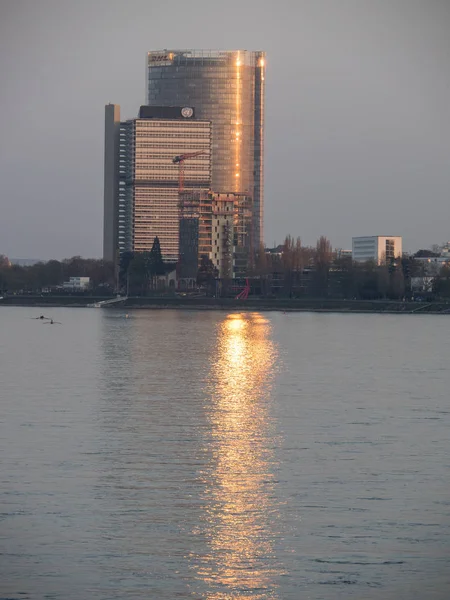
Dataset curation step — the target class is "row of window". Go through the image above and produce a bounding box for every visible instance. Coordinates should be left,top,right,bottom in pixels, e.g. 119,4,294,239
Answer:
134,151,209,156
135,120,210,126
134,132,210,138
135,162,209,168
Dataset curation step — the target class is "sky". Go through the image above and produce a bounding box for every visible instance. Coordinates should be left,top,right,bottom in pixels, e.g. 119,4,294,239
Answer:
0,0,449,259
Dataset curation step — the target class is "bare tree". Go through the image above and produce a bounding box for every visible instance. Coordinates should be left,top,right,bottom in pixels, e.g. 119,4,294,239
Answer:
0,255,10,269
313,236,333,297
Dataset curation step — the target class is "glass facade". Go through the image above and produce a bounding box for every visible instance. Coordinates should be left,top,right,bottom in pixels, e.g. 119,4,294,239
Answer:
147,49,265,248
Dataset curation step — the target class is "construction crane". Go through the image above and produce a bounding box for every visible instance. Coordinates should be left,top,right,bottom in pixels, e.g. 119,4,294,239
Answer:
173,150,207,194
173,150,208,287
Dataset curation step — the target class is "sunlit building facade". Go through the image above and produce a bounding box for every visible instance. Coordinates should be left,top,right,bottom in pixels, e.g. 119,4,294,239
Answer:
210,193,253,279
352,236,403,265
178,191,252,280
103,104,211,262
147,49,265,248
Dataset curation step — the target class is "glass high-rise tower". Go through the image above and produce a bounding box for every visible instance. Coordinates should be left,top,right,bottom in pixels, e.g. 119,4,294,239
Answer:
147,49,265,248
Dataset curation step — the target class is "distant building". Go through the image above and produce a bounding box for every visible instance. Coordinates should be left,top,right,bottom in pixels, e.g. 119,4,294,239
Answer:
352,236,402,264
335,248,352,259
103,103,121,264
414,256,450,274
265,245,284,258
411,276,434,294
63,277,90,290
103,104,211,263
154,266,178,291
439,242,450,257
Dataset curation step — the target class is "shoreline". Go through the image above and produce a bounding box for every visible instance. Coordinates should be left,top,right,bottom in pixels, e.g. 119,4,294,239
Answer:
1,295,449,315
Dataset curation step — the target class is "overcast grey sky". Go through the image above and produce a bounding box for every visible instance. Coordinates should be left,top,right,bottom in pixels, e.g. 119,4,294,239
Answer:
0,0,449,259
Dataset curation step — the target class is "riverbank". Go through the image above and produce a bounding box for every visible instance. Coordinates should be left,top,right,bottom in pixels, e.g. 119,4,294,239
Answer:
1,295,450,314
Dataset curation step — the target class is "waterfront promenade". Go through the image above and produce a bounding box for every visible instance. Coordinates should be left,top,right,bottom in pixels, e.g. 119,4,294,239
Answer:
1,294,449,314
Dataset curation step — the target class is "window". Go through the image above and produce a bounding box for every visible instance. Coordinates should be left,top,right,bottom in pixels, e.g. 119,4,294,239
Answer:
386,239,395,260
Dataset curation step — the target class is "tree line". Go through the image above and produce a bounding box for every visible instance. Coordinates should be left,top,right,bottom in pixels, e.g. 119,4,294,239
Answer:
1,235,449,300
250,236,450,300
0,255,115,294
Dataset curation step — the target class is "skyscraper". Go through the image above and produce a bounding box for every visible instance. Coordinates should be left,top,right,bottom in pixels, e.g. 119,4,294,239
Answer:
147,49,266,248
103,104,121,263
103,105,211,262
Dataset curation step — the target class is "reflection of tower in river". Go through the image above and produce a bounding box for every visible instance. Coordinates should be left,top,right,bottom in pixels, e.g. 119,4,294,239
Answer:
195,313,282,598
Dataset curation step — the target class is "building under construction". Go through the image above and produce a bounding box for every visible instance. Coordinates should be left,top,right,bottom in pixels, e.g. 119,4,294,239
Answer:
178,191,252,280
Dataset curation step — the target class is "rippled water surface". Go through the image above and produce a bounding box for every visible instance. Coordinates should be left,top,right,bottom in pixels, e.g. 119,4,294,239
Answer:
1,307,449,599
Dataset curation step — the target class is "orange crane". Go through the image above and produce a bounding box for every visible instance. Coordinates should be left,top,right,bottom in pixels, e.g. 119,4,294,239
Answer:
173,150,207,194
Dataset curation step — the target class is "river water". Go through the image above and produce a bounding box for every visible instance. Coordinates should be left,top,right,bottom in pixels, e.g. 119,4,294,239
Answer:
0,307,449,599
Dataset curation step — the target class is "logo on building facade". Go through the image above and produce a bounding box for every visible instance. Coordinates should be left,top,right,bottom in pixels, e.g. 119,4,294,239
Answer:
148,53,173,63
181,107,194,118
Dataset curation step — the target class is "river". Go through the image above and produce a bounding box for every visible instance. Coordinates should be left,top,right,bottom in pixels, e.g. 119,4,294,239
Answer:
1,307,449,599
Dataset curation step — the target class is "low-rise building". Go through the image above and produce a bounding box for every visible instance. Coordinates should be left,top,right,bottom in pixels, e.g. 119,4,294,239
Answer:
414,256,450,274
154,267,178,290
439,242,450,257
352,236,402,265
63,277,90,290
335,248,352,259
411,276,434,294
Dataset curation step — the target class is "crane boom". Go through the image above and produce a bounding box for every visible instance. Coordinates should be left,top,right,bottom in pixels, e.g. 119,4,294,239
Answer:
173,150,207,194
173,150,206,164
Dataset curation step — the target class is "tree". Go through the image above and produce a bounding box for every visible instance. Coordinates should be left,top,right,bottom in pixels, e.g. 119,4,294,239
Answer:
281,235,308,297
433,266,450,299
333,256,356,299
41,260,64,287
389,270,405,299
354,260,379,299
315,236,333,266
197,255,218,295
0,257,117,294
313,236,332,297
0,255,10,269
414,249,440,258
376,265,389,299
253,243,268,276
127,252,152,295
252,243,270,296
119,251,134,291
401,256,420,300
149,237,165,277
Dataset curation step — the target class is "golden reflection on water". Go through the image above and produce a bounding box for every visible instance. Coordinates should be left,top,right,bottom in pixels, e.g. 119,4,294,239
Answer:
196,312,282,599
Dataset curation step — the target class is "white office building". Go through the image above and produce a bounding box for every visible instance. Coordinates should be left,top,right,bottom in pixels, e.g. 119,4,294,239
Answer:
352,236,402,264
63,277,90,290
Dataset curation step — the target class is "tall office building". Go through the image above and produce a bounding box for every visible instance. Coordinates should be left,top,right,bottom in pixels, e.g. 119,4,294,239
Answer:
103,104,211,262
147,49,265,248
103,104,121,262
